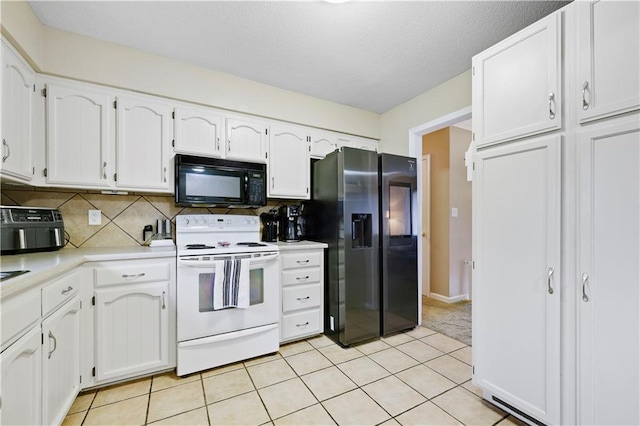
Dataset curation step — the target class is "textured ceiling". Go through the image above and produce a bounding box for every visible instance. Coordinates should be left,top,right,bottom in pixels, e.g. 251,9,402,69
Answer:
29,1,569,114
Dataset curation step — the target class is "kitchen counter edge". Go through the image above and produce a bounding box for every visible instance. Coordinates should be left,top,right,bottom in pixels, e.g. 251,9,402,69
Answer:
0,246,176,300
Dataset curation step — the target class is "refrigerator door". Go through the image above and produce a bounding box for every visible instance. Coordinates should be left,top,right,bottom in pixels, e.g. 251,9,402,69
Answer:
380,153,418,335
342,147,380,345
312,147,380,346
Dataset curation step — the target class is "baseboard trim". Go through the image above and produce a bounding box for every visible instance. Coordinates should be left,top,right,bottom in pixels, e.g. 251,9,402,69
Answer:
428,293,469,303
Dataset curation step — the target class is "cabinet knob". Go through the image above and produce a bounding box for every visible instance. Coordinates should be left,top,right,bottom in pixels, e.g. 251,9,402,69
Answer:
581,273,589,302
547,267,554,295
548,93,556,120
2,138,10,163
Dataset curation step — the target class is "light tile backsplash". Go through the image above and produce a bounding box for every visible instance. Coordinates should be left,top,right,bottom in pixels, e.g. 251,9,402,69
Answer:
1,188,292,249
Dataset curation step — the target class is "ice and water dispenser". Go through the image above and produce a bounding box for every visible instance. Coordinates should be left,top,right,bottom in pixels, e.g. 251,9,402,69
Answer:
351,213,372,248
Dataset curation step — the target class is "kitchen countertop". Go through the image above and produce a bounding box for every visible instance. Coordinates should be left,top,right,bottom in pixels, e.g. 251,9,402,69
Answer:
275,240,328,251
0,246,176,300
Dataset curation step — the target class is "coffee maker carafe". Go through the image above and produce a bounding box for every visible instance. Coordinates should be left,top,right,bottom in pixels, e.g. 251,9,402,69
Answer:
260,209,278,242
278,205,301,242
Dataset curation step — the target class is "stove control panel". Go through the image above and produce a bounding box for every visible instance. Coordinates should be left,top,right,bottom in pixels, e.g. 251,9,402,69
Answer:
176,214,259,231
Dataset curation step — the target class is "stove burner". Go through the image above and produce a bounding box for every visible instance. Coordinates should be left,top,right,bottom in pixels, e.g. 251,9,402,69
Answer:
185,244,216,250
236,242,268,247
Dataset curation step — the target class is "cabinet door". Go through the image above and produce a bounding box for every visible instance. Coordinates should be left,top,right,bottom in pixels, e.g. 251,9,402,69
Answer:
0,326,42,426
268,124,310,199
1,40,34,182
473,12,561,147
310,131,337,158
46,82,112,187
577,1,640,123
226,118,268,163
174,105,224,158
42,297,81,426
577,116,640,425
473,135,561,424
352,137,378,152
116,96,173,191
95,282,169,382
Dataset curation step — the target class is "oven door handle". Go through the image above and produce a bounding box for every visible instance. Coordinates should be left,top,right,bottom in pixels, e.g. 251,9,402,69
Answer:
178,252,279,268
178,323,279,347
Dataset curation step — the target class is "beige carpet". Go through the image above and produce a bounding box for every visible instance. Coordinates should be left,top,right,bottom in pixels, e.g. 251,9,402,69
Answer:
422,296,472,346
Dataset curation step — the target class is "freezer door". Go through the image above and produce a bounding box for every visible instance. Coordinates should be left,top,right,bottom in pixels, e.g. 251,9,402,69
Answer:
380,153,418,335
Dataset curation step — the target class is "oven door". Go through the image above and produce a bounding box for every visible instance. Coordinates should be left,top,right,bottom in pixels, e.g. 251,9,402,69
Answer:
177,251,279,342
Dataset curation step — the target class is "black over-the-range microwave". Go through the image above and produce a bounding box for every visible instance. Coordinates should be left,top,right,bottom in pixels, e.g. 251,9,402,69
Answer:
175,154,267,208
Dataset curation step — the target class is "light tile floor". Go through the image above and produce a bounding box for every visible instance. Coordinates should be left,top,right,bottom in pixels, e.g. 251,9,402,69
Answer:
63,327,525,426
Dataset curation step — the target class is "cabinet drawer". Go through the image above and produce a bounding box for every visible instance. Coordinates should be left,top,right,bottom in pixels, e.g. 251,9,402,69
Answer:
94,261,171,287
42,270,80,317
282,252,321,270
282,268,321,287
282,284,321,313
281,309,321,341
1,286,41,350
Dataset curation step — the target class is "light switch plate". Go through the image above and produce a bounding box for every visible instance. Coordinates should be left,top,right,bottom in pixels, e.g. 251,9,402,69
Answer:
88,210,102,225
452,207,458,218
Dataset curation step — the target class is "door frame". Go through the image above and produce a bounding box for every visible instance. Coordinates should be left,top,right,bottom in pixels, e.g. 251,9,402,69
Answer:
421,154,431,297
409,106,472,324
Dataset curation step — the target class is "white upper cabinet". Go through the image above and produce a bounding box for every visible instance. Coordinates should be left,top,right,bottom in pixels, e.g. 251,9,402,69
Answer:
269,124,310,199
577,116,640,426
577,0,640,123
174,105,224,158
1,39,34,182
45,82,112,188
473,12,562,147
352,136,378,152
116,95,173,191
310,131,337,159
226,118,268,163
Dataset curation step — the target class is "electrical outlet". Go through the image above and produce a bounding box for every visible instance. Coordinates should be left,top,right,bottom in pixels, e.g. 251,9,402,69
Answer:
88,210,102,225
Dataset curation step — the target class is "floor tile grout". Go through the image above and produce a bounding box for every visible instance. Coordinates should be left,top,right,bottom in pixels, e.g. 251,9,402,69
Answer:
71,326,508,426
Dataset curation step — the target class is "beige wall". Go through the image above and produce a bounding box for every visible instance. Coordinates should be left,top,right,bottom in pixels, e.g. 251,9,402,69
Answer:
380,70,472,155
1,1,379,140
422,128,450,298
448,126,472,298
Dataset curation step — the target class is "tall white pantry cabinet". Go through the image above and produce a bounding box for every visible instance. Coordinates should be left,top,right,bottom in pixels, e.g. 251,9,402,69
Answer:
472,1,640,425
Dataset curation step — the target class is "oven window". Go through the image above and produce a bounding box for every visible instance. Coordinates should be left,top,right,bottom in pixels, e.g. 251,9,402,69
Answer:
198,269,264,312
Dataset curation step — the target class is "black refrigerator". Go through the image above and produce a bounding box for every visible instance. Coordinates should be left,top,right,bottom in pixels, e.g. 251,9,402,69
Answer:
311,147,380,346
310,148,418,345
379,153,418,335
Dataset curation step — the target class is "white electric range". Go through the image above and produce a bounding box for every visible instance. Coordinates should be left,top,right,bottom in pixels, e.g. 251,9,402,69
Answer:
175,214,280,376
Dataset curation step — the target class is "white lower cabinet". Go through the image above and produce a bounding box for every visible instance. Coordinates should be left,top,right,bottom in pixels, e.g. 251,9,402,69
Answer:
473,135,561,425
280,248,324,343
0,325,42,425
42,296,81,426
577,115,640,425
93,259,175,384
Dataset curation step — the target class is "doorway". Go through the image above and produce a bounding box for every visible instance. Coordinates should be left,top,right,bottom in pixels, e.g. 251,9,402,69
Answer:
410,106,472,344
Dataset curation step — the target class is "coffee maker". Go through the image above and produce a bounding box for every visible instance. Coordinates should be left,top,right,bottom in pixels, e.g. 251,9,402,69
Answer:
260,209,278,242
278,205,301,242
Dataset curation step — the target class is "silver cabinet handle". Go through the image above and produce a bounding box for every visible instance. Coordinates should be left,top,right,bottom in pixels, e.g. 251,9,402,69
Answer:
547,267,554,295
296,296,310,301
548,92,556,119
271,177,275,188
296,321,309,328
122,273,145,279
296,276,310,281
216,136,220,152
61,286,73,295
582,81,590,110
2,138,9,163
228,139,231,151
102,161,107,179
162,291,166,309
296,259,310,264
48,331,57,359
163,166,167,183
581,273,589,302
